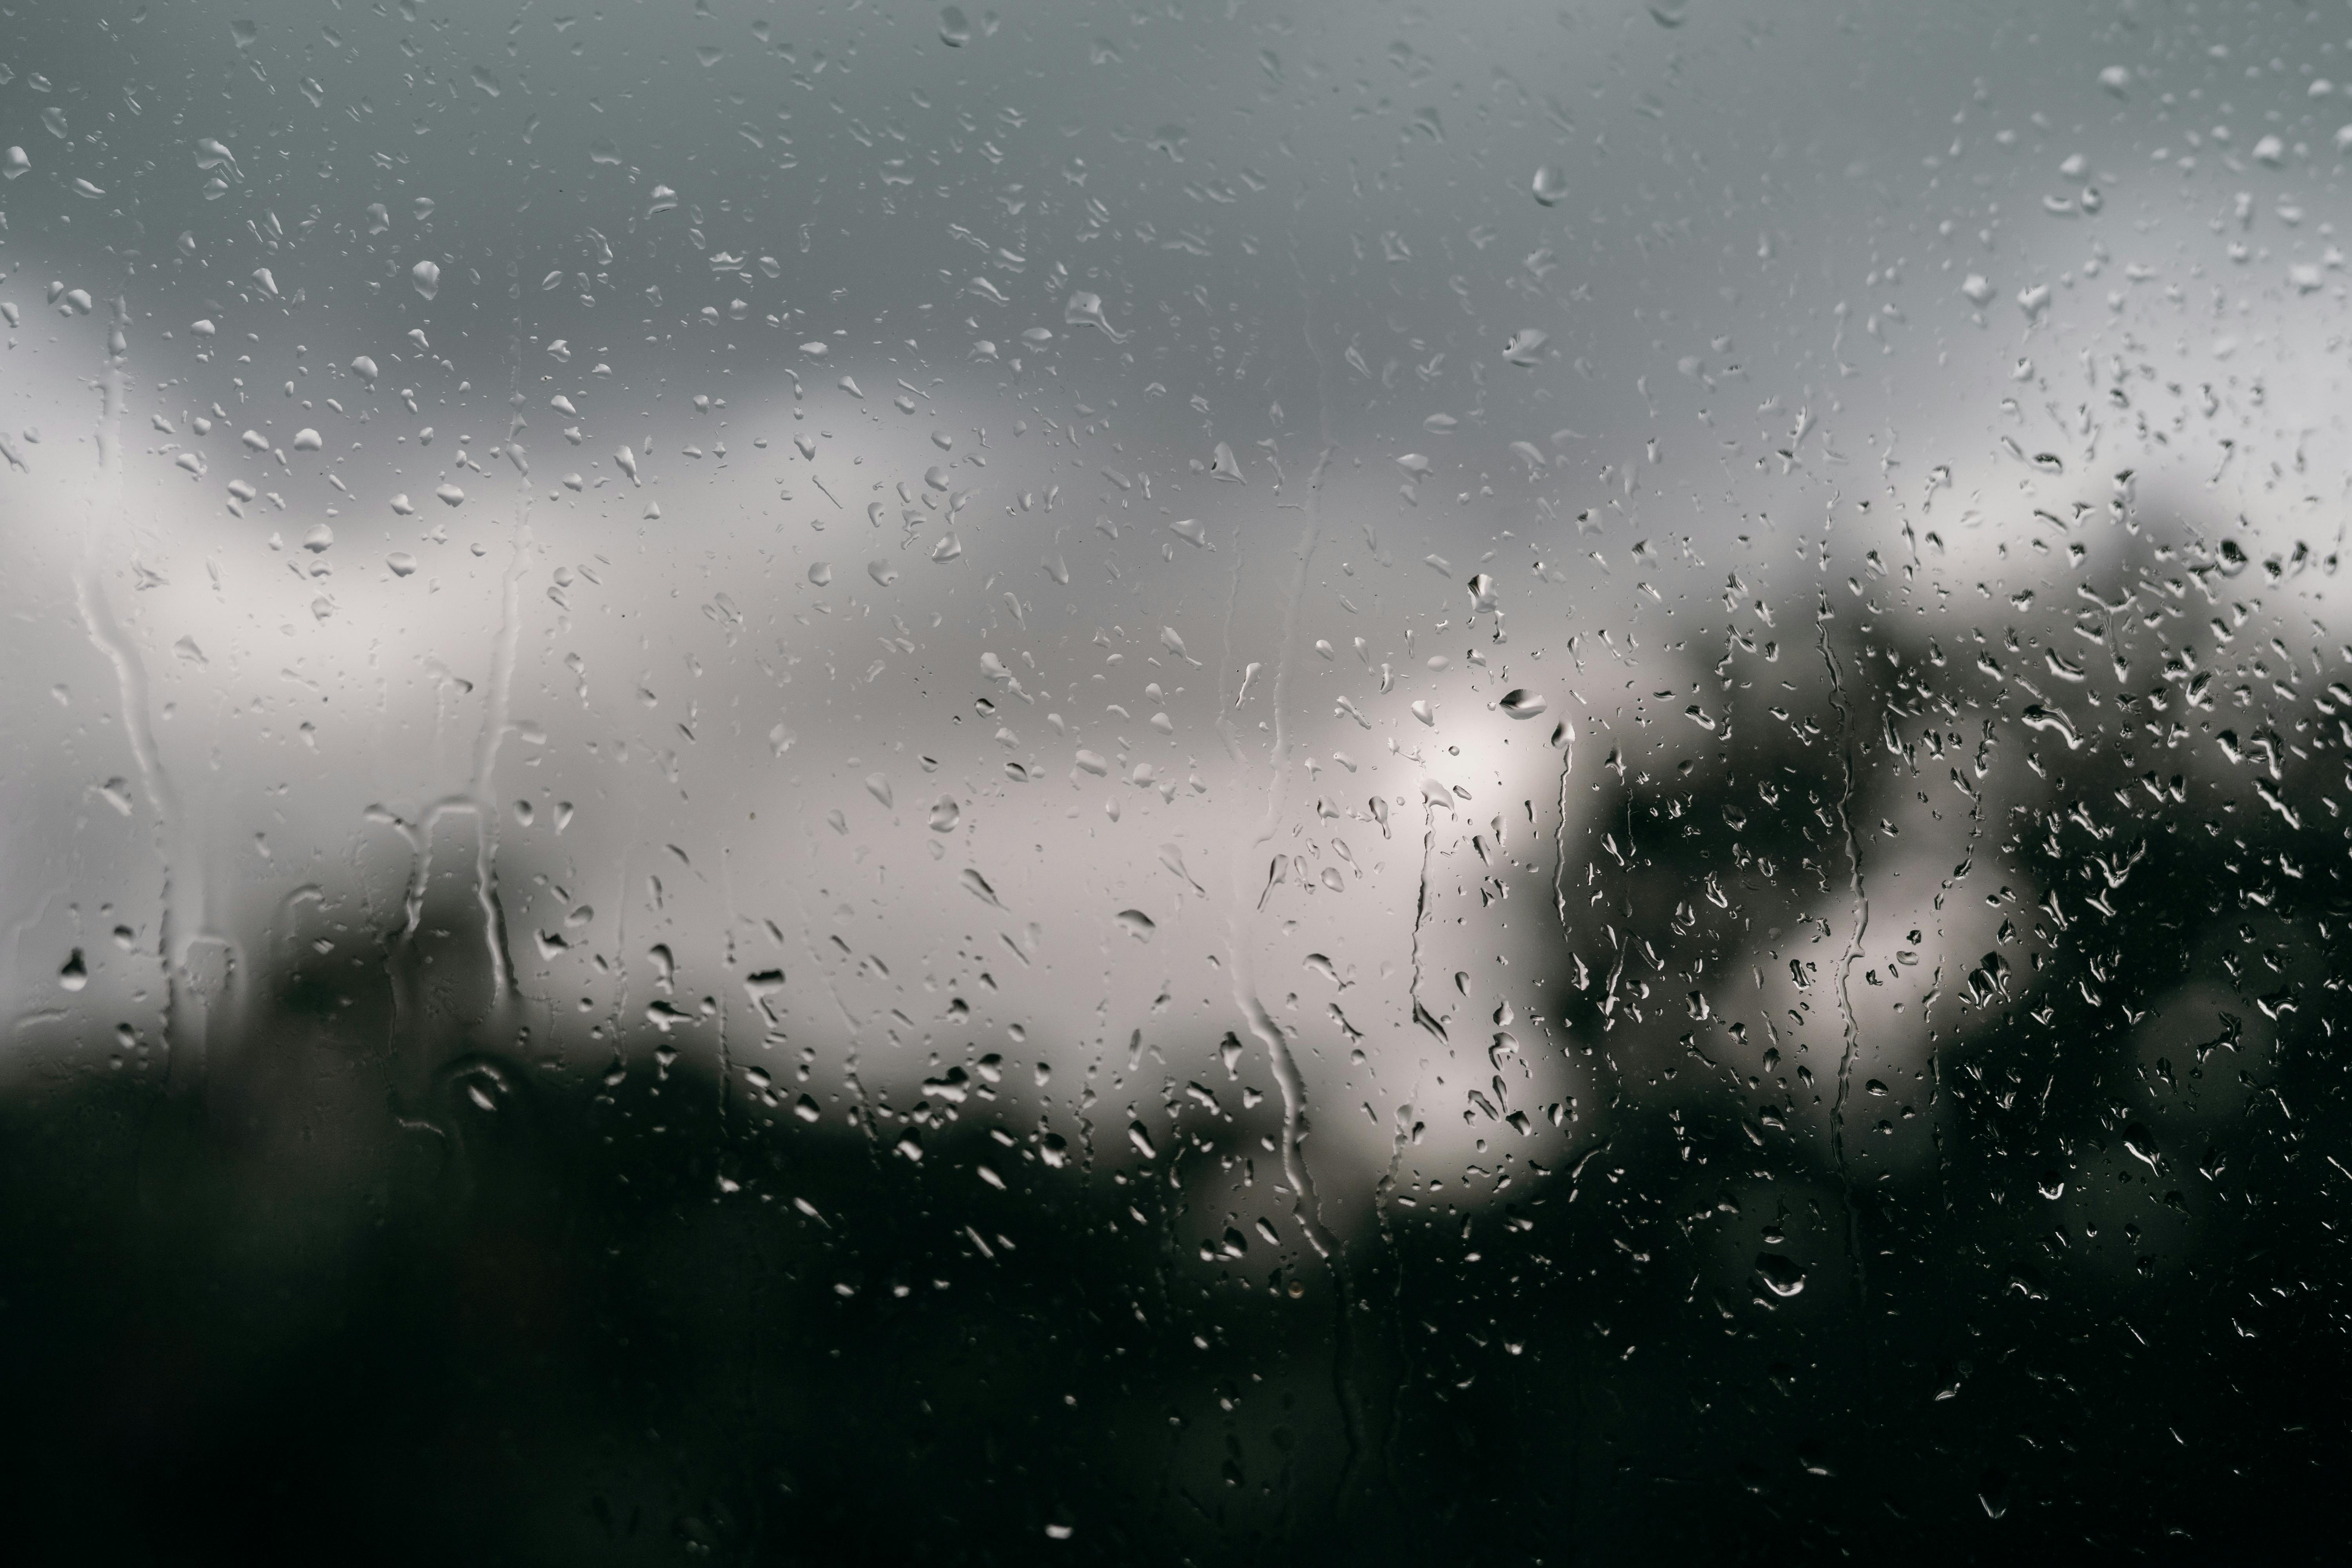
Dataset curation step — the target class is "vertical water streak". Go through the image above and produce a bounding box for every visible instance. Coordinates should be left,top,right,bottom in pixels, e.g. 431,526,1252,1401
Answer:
1818,613,1871,1307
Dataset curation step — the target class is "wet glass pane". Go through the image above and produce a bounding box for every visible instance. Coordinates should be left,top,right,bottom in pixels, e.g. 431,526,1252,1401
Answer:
4,0,2348,1557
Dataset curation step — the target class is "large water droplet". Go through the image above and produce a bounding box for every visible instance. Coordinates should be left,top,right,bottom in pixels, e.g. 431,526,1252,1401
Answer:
1063,292,1128,341
1755,1252,1807,1297
411,259,440,300
939,5,971,46
1531,164,1568,205
1499,689,1548,719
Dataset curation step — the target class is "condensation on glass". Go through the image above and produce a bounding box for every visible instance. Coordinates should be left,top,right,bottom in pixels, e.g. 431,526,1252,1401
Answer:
2,0,2347,1558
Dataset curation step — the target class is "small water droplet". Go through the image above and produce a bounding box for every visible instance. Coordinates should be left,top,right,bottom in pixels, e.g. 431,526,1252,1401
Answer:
1531,164,1568,205
939,5,972,46
1499,689,1548,719
929,797,961,832
1116,909,1156,940
411,259,440,299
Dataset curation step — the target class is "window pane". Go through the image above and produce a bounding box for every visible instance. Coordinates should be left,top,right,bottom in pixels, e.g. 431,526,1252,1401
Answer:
3,0,2345,1556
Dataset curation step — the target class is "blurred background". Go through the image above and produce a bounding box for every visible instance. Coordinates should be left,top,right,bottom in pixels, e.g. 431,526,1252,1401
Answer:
4,0,2351,1559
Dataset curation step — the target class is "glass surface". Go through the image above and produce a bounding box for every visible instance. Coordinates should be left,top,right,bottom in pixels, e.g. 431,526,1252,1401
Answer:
4,0,2349,1557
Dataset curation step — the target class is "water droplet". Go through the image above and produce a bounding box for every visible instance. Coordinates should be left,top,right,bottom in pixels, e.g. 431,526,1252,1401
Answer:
929,798,960,832
865,773,894,808
1063,292,1128,341
292,427,322,451
1503,328,1550,367
1755,1253,1807,1297
302,523,334,553
614,446,639,482
58,949,87,991
1960,274,1993,305
387,552,418,576
2,147,28,181
411,259,440,300
350,355,378,383
1531,164,1568,205
867,560,900,586
434,482,465,507
960,868,1003,907
808,561,833,586
939,5,972,47
1127,1122,1157,1158
388,493,414,515
1116,909,1156,941
231,19,259,50
1499,689,1548,719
